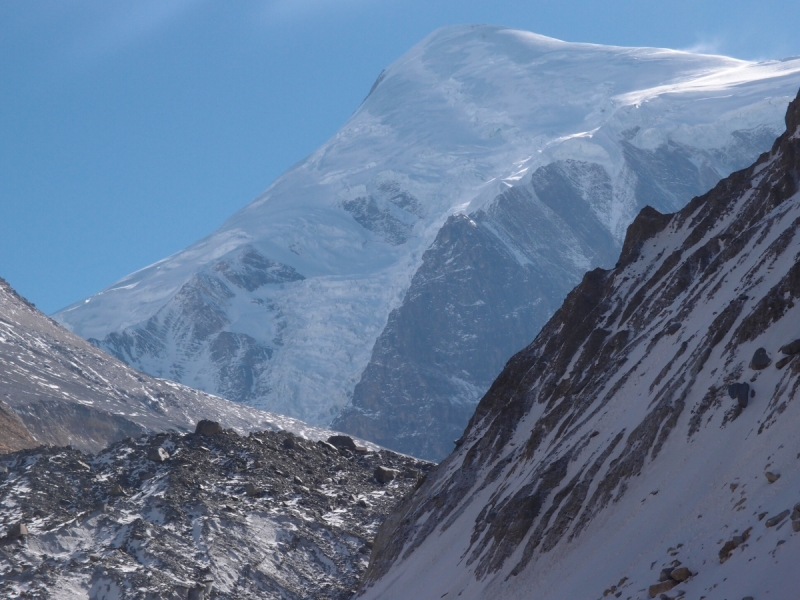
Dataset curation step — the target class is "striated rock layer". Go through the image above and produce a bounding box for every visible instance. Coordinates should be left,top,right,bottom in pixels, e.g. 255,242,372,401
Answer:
359,90,800,598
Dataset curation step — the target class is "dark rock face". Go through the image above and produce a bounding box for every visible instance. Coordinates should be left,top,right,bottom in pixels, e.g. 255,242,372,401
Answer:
358,91,800,596
336,139,776,461
0,429,430,599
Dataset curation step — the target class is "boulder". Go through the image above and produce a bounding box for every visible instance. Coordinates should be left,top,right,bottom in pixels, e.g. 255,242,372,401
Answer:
109,483,125,497
327,435,357,452
719,535,747,563
316,440,339,453
648,580,677,598
282,437,296,450
727,382,750,408
6,522,28,539
765,471,781,483
195,420,222,437
780,339,800,355
793,520,800,533
658,567,673,582
750,347,771,370
245,483,260,497
147,447,170,463
374,466,399,484
669,567,691,582
776,355,794,369
766,509,790,527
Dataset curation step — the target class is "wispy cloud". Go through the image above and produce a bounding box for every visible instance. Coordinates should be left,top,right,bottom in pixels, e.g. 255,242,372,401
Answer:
68,0,206,67
261,0,372,23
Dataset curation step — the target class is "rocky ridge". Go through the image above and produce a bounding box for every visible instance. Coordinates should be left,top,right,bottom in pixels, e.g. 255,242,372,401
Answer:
0,426,429,599
358,90,800,598
0,276,364,453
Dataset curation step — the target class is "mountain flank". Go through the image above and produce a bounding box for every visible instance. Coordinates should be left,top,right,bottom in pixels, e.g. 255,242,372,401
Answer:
0,277,369,453
358,89,800,599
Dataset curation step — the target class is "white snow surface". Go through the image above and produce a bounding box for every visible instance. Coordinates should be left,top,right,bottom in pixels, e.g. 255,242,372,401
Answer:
55,25,800,425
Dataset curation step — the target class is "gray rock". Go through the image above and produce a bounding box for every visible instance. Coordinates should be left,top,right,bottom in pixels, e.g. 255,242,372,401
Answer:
669,567,691,582
245,483,260,497
659,567,674,582
727,382,750,408
793,520,800,532
766,509,790,527
374,466,399,484
282,437,296,450
195,420,222,437
188,587,205,600
316,440,339,453
765,471,780,483
6,522,28,539
750,347,771,370
776,355,794,369
327,435,357,451
147,447,170,463
780,339,800,355
648,580,677,598
109,483,125,497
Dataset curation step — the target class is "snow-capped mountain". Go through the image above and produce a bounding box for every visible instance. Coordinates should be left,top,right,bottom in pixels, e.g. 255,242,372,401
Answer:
358,89,800,599
0,276,362,453
55,25,800,460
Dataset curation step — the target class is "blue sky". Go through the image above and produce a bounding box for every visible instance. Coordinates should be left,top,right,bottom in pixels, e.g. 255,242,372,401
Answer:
2,0,800,314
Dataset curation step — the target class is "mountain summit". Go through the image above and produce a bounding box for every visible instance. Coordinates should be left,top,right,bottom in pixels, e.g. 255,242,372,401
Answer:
55,25,800,459
359,88,800,599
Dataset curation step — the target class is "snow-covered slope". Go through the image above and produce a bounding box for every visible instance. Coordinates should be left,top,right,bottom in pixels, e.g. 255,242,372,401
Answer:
55,25,800,459
0,277,362,453
359,90,800,599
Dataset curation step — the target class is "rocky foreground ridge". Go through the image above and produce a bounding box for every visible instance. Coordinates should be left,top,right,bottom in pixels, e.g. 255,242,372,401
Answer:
0,425,429,599
358,91,800,599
